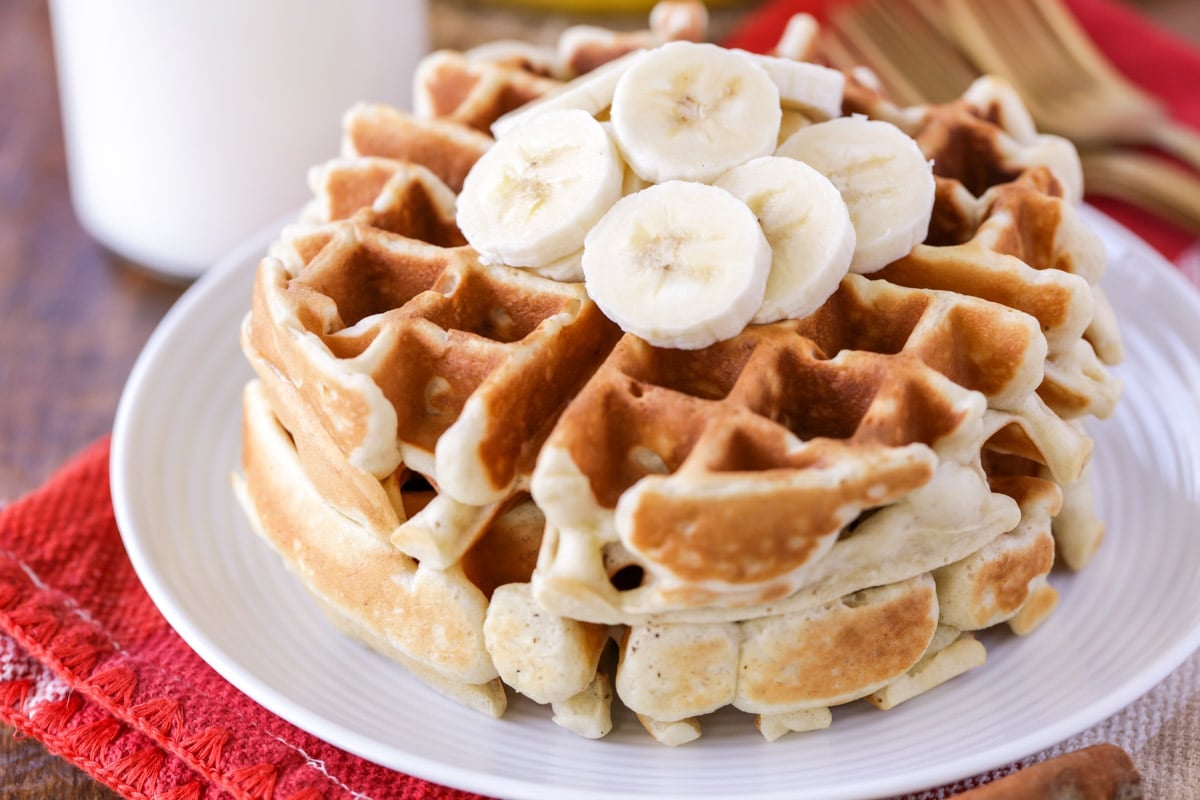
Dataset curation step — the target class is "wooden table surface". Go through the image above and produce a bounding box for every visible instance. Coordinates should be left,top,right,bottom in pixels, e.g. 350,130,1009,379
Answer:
2,0,1198,797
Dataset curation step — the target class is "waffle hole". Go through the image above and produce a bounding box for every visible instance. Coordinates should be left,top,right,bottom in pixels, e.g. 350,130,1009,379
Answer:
609,565,645,592
842,587,872,608
399,472,437,518
839,508,880,540
401,472,434,492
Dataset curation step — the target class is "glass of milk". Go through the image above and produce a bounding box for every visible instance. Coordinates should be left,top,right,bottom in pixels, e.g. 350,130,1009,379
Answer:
50,1,428,281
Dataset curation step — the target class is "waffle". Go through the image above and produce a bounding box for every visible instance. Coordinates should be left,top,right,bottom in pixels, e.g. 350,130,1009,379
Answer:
301,158,466,247
846,75,1122,417
413,50,561,133
234,2,1121,744
338,104,491,193
247,221,619,551
529,272,1090,623
933,475,1062,634
235,379,508,716
840,72,1122,569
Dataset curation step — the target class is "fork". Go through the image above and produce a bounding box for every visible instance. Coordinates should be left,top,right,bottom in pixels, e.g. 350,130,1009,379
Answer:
825,0,976,105
942,0,1200,174
821,0,1200,235
1081,150,1200,234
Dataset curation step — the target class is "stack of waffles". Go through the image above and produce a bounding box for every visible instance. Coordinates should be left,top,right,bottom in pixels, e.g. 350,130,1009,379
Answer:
233,2,1121,744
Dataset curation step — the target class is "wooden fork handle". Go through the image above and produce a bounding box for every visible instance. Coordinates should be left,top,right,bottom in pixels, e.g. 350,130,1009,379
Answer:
1082,149,1200,235
1149,122,1200,176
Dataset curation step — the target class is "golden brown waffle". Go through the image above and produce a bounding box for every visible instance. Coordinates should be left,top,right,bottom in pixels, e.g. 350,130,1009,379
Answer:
302,158,466,247
247,221,619,541
414,50,561,133
838,72,1121,570
846,76,1122,420
529,272,1088,623
340,104,492,193
236,379,508,715
934,475,1062,634
235,3,1122,744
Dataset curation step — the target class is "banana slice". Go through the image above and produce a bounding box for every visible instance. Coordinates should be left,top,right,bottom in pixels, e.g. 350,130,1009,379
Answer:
458,108,624,269
490,49,645,140
530,249,584,283
714,156,854,323
610,41,781,184
741,52,845,119
582,181,771,350
777,116,934,274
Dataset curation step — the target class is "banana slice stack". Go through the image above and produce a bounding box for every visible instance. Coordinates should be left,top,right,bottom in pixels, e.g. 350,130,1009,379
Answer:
457,40,936,348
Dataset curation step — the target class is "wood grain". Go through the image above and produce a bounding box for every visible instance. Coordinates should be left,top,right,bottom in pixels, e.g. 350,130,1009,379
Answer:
1,0,1197,797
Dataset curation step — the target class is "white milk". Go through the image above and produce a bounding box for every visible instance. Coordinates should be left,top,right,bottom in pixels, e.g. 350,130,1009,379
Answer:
50,1,428,280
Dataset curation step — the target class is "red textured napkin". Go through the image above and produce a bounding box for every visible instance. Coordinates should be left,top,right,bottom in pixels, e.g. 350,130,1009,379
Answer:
0,439,486,800
726,0,1200,265
3,2,1198,800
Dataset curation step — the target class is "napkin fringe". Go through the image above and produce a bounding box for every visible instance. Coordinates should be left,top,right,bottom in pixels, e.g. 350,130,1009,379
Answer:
34,690,85,732
229,761,280,799
0,677,33,708
158,781,206,800
62,717,124,760
110,746,169,793
91,664,138,706
181,725,230,770
0,539,336,799
0,687,161,800
133,696,186,738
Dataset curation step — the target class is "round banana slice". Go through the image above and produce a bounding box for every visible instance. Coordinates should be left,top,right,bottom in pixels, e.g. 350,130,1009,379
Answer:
457,108,624,269
740,51,845,119
777,116,935,274
610,41,782,184
582,181,771,350
490,50,644,140
714,156,854,324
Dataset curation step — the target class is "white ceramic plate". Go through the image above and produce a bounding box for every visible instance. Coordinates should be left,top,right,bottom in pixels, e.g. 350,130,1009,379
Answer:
112,207,1200,800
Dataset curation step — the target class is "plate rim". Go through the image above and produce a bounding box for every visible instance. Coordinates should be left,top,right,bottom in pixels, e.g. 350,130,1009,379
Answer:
110,206,1200,800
